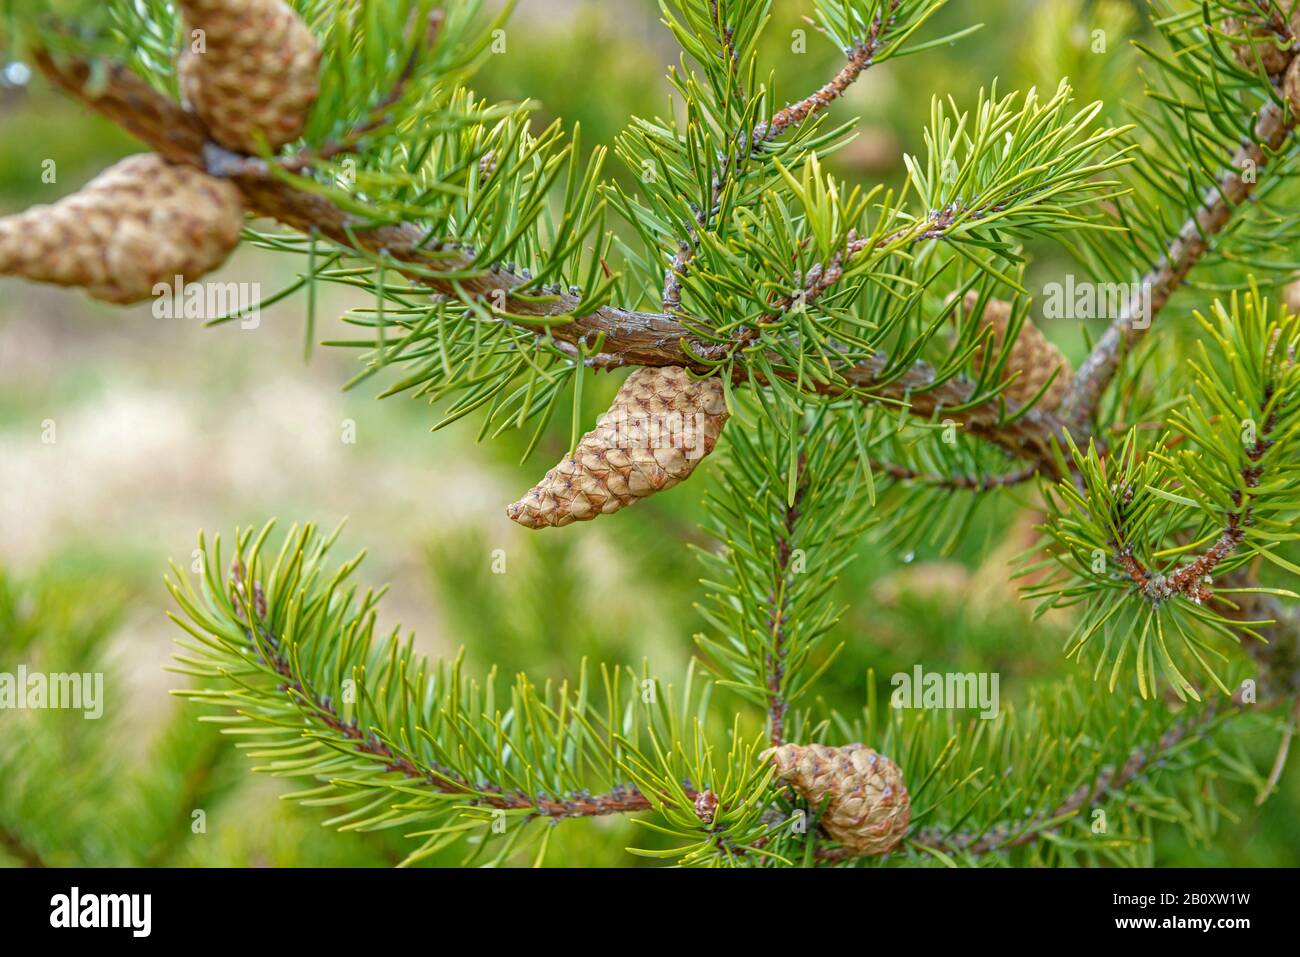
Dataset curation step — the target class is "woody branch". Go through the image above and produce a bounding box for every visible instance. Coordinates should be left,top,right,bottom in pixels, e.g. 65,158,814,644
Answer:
1060,52,1300,433
31,49,1068,469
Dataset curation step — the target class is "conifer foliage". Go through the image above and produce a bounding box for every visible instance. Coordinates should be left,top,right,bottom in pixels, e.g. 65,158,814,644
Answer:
3,0,1300,866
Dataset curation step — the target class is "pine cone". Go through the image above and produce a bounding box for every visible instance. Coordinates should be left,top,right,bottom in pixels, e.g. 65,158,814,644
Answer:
765,743,911,857
966,293,1073,410
507,366,728,529
1287,54,1300,117
0,154,245,305
178,0,321,153
1222,15,1299,75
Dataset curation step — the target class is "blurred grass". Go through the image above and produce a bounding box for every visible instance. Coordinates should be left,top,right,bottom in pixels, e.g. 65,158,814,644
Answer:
0,0,1294,867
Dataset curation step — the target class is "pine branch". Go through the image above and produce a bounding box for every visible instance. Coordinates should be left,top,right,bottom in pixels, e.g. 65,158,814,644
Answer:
13,0,1298,871
1027,284,1300,702
30,48,1072,465
750,27,885,147
660,0,751,311
278,8,445,175
165,523,762,869
909,692,1260,859
695,408,867,740
764,451,811,748
1060,22,1300,431
230,597,658,820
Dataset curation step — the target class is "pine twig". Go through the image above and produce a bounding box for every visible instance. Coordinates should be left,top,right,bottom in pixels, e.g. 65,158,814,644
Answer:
765,452,811,748
230,593,662,821
663,0,900,310
279,9,444,174
1060,62,1300,432
750,0,900,147
1115,377,1277,604
906,691,1264,860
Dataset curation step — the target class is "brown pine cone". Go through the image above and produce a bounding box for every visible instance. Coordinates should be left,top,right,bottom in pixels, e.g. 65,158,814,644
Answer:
765,742,911,857
966,293,1073,411
0,154,245,304
178,0,321,153
507,366,728,529
1222,14,1300,75
1287,53,1300,117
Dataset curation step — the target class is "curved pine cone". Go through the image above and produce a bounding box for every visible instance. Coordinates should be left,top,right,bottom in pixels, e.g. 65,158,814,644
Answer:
178,0,321,153
0,154,245,305
966,293,1073,411
507,366,728,529
766,743,911,857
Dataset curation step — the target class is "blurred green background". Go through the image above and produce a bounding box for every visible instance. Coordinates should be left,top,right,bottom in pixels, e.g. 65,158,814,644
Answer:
0,0,1295,866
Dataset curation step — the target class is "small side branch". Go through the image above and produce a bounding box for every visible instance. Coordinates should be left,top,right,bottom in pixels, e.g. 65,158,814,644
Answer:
227,581,663,821
1061,79,1300,431
664,0,898,311
1113,516,1245,607
1113,391,1274,605
908,692,1257,859
751,1,900,147
280,9,444,174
